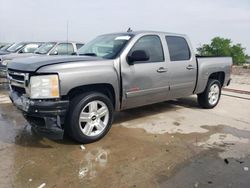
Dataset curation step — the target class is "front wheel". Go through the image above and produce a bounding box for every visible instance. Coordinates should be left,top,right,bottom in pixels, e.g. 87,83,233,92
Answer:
197,79,221,109
66,92,114,143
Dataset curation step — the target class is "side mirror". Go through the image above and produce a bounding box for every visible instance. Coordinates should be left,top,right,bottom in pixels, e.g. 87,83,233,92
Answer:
127,50,149,64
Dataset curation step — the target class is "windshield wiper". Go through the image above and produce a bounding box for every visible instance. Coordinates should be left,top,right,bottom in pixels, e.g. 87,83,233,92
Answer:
79,53,97,56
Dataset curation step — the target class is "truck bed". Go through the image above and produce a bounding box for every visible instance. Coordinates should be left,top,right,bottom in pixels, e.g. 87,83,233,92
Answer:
194,56,233,94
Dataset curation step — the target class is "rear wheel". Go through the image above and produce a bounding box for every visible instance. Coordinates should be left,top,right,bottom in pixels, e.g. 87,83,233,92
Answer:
197,79,221,109
66,92,114,143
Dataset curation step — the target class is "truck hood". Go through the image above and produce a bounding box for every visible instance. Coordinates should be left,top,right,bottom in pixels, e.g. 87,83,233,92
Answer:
7,56,103,72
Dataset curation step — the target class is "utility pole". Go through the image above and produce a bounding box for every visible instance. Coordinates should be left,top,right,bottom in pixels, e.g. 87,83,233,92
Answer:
67,20,69,54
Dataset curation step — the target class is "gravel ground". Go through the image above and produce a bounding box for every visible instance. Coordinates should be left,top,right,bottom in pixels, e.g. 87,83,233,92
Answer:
231,66,250,85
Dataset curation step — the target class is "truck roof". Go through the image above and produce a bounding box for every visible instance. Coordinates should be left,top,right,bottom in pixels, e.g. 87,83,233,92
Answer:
102,30,187,37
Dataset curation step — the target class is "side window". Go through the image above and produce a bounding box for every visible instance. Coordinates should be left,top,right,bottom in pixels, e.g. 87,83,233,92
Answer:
165,36,190,61
129,35,164,63
76,43,84,50
51,43,74,55
20,44,39,53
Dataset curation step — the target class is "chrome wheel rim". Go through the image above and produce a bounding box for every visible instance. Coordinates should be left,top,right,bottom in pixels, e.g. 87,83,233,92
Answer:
79,100,109,137
208,84,220,105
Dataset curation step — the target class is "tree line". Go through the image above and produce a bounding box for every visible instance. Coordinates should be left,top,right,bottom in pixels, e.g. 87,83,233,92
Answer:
197,37,249,65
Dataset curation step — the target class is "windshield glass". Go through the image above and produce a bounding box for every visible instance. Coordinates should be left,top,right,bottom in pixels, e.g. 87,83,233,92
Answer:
6,42,26,52
34,42,56,54
78,34,133,59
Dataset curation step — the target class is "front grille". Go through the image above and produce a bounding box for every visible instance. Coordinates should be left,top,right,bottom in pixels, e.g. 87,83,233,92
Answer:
11,85,26,95
7,69,29,96
9,73,24,81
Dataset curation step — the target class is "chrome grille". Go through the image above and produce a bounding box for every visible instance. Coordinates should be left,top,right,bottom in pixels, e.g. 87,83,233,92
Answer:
7,70,29,95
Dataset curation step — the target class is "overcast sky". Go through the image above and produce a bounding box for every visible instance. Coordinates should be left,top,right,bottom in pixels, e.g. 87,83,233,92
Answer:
0,0,249,54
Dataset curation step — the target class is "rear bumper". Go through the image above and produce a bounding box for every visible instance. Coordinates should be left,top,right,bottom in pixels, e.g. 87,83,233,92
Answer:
9,91,69,139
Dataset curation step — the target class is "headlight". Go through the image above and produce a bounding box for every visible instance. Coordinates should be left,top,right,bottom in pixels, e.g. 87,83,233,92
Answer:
30,75,60,99
2,60,11,66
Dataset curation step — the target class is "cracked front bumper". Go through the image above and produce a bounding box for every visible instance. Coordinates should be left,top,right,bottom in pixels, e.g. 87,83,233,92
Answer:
9,91,69,139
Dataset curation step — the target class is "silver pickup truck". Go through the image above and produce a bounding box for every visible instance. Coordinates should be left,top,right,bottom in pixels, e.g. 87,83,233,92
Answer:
7,31,232,143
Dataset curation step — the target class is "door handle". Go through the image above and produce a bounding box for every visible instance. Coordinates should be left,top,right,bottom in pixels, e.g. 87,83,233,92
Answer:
157,67,168,73
186,65,195,70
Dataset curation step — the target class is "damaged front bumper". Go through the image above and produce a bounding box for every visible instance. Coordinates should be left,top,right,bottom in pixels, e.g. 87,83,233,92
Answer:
9,91,69,139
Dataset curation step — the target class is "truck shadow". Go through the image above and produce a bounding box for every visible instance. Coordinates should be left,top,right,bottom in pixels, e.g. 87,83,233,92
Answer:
114,96,199,124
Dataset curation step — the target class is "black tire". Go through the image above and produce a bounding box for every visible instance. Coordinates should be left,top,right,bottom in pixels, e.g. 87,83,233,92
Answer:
66,92,114,143
197,79,221,109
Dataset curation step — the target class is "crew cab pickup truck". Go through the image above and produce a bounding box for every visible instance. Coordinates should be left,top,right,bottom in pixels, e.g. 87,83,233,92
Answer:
7,31,232,143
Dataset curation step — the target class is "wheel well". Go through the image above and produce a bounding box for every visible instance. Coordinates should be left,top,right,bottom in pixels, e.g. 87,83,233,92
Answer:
208,72,225,86
63,84,116,108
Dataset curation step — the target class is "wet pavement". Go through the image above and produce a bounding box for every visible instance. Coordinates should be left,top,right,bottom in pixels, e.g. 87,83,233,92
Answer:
0,80,250,188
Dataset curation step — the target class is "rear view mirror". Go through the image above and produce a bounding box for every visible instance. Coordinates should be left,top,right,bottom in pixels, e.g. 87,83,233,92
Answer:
127,50,149,64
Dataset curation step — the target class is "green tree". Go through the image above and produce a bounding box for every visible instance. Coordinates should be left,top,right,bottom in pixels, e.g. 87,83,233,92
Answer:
197,37,248,65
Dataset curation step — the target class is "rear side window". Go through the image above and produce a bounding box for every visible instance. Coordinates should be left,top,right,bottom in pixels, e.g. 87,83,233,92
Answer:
166,36,190,61
130,35,164,63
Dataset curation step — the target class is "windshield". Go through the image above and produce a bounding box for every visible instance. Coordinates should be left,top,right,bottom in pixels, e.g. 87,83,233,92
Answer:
34,42,56,54
6,42,26,52
78,34,133,59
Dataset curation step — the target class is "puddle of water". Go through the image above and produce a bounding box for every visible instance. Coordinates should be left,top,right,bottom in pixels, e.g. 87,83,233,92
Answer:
222,126,250,139
78,147,109,180
197,133,250,159
159,151,250,188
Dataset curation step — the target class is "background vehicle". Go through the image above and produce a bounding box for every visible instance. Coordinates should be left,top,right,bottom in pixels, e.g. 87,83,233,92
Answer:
0,42,83,77
0,43,10,49
34,41,84,55
0,42,42,55
0,42,43,77
7,31,232,143
0,43,15,52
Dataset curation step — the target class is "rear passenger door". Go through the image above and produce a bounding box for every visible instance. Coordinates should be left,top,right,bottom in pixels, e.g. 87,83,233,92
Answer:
165,36,197,98
121,35,170,109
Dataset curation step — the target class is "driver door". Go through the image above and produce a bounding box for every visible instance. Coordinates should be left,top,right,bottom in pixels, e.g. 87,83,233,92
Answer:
120,35,170,109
